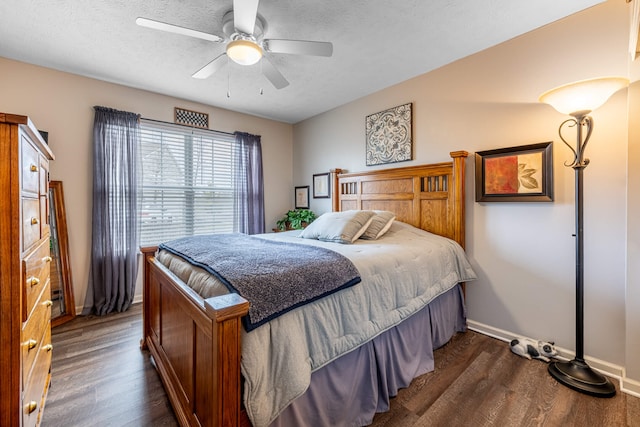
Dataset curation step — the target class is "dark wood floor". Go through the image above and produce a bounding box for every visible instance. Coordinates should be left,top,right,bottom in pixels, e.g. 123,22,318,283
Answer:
43,304,178,427
369,333,640,427
43,303,640,426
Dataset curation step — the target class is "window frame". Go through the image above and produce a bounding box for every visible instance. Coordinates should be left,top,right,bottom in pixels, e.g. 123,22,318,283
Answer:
138,119,236,246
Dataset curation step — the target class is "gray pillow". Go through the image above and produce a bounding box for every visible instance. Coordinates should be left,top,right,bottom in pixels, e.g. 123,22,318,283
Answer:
359,210,396,240
300,210,375,244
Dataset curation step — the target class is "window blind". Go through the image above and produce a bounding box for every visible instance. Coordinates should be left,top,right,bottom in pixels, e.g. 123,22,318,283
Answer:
139,119,235,246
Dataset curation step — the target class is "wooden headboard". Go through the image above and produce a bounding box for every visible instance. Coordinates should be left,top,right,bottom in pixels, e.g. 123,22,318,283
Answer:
331,151,468,248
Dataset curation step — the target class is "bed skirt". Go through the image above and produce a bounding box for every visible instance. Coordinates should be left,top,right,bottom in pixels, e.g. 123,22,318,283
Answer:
270,284,466,427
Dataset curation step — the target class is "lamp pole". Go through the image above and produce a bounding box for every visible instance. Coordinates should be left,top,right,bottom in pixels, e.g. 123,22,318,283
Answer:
573,116,586,364
574,160,585,364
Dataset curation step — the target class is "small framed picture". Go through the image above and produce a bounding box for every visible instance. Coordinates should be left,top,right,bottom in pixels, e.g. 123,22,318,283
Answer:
295,186,310,209
313,173,330,198
475,142,554,202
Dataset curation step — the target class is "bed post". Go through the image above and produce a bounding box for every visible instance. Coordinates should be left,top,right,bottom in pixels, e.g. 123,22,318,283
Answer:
205,295,250,427
139,246,158,350
330,168,344,212
449,151,468,250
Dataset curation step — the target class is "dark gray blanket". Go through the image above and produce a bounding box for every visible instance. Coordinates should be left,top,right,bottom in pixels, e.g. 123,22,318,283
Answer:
159,233,361,331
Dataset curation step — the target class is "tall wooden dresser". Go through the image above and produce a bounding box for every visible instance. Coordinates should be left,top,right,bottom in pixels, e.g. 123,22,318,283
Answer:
0,113,55,427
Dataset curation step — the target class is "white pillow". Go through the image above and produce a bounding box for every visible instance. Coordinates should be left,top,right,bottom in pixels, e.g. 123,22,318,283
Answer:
359,210,396,240
300,210,375,244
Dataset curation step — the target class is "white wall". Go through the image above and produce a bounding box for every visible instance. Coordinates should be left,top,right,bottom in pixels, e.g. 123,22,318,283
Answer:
0,58,293,311
626,51,640,386
294,0,636,381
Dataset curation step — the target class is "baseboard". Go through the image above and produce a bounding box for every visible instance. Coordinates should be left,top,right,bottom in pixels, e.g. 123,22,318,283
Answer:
467,319,636,396
621,377,640,398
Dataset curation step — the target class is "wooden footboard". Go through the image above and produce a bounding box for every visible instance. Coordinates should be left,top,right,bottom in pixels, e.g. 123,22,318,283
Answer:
140,247,250,427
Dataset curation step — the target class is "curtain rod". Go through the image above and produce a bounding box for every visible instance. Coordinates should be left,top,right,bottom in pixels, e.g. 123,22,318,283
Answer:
140,117,235,136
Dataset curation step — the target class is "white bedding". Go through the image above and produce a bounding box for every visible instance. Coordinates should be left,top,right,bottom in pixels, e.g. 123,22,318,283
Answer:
155,221,477,427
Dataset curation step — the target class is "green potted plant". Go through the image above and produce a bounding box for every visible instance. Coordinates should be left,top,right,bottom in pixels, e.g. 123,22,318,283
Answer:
276,209,317,231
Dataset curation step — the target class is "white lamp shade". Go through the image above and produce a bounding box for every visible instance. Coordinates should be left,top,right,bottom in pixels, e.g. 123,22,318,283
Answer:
227,39,262,66
538,77,629,116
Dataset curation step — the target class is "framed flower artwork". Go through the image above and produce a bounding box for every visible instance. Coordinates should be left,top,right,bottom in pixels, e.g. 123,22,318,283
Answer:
475,142,553,202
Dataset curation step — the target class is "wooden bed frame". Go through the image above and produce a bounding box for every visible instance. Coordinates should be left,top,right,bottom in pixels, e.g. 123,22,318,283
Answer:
140,151,468,427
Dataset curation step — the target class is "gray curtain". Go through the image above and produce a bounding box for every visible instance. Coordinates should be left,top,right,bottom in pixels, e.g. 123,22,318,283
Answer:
83,106,140,315
233,132,265,234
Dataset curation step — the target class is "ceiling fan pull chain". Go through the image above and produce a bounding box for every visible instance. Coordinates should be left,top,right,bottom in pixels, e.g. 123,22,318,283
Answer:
227,57,231,98
259,60,264,95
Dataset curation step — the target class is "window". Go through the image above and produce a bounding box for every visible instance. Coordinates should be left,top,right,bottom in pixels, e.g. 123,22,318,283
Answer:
139,120,235,246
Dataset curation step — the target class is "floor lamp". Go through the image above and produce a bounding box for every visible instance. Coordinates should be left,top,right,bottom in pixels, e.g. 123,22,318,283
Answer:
538,76,628,398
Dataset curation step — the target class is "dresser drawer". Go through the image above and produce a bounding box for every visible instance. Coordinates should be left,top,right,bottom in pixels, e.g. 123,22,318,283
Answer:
21,136,40,195
22,197,42,252
23,239,51,321
22,325,52,427
22,282,52,389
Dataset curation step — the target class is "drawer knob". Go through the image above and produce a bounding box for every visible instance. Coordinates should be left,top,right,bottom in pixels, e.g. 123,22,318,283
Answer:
31,217,39,225
30,164,38,172
43,256,52,263
43,344,53,352
26,339,37,350
25,400,37,414
28,277,40,287
44,300,53,307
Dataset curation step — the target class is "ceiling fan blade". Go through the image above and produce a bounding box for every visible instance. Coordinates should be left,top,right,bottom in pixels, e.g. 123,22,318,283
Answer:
261,57,289,89
192,54,227,79
263,39,333,57
136,17,224,43
233,0,260,35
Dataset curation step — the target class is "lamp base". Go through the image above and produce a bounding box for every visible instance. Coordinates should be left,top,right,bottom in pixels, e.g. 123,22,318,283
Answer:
548,359,616,398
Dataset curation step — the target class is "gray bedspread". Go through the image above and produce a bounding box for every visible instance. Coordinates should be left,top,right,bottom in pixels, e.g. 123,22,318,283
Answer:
158,233,361,331
156,221,477,427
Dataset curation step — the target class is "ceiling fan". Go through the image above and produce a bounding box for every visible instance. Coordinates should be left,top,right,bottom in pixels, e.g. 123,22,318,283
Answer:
136,0,333,89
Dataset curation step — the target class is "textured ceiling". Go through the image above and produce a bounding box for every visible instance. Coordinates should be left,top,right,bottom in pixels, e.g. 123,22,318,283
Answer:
0,0,602,124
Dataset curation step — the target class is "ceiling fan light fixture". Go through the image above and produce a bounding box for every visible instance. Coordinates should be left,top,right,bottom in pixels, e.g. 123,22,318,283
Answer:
227,39,262,65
